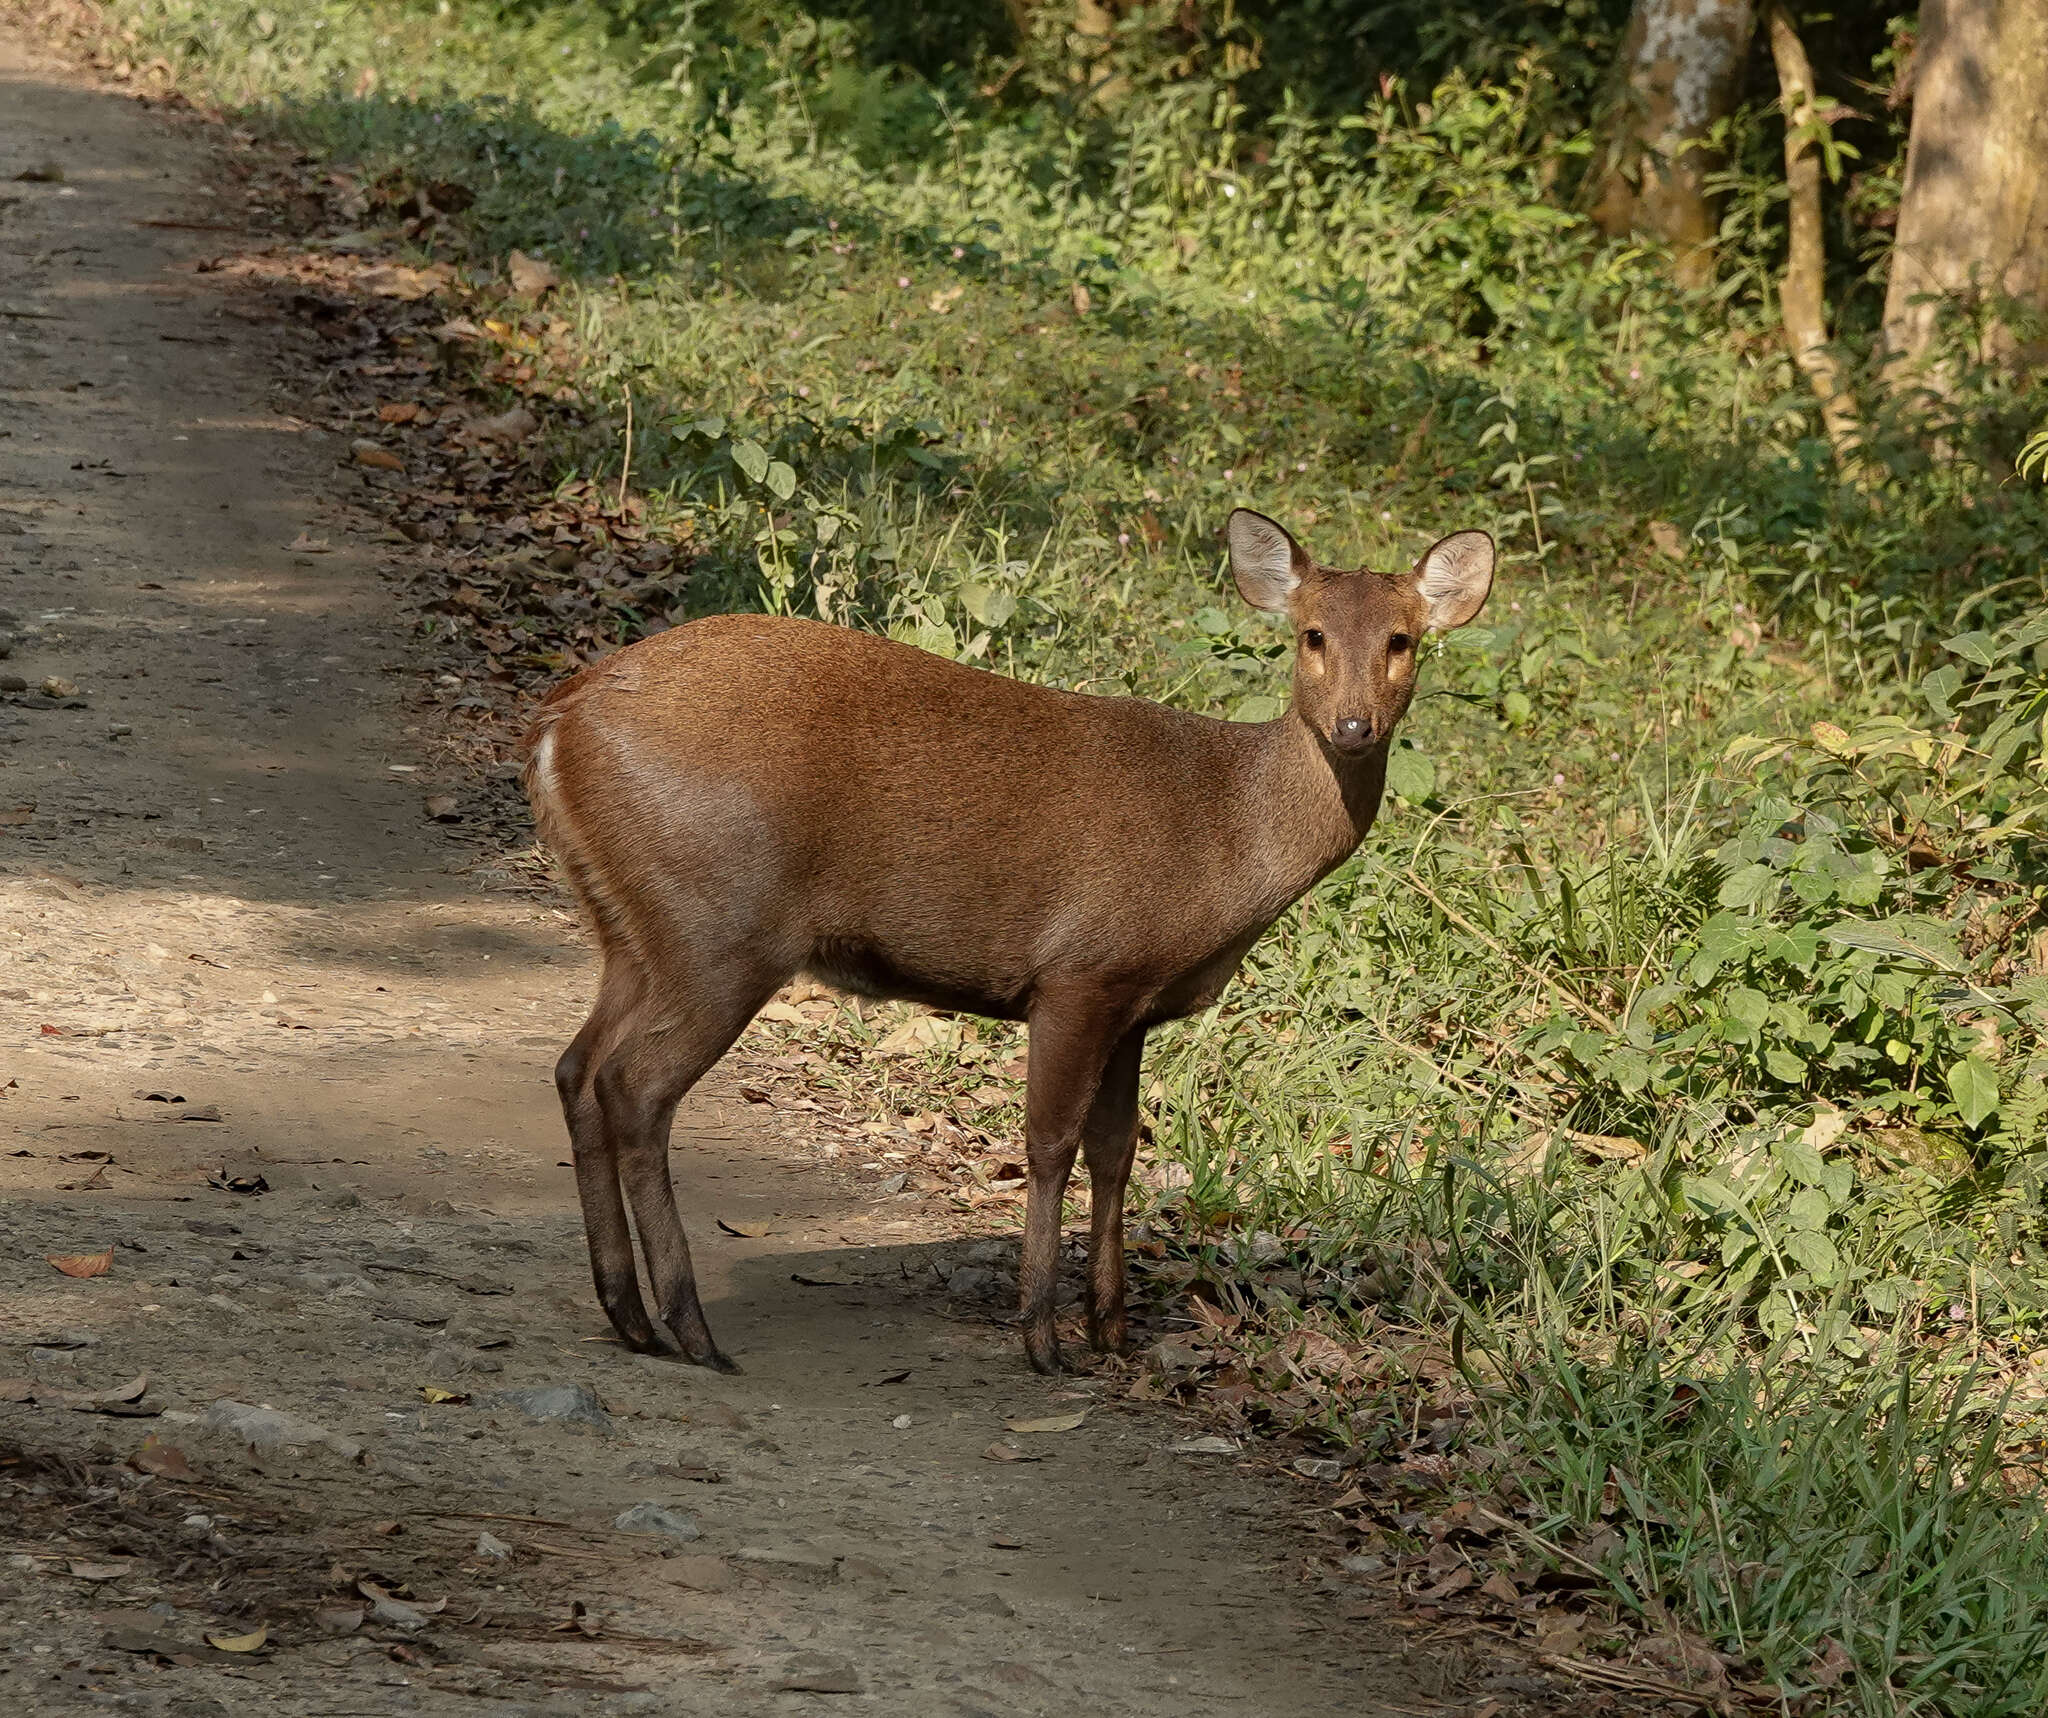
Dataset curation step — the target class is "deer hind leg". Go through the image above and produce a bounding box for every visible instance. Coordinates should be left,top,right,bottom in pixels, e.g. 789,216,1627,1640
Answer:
1019,994,1136,1375
594,962,783,1371
1080,1027,1146,1356
556,961,662,1353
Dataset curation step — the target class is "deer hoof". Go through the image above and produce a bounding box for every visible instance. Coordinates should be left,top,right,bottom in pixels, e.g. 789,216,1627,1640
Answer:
1024,1332,1064,1375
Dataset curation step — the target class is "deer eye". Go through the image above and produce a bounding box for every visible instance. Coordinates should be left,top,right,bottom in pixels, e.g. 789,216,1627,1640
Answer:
1302,629,1325,650
1389,633,1413,653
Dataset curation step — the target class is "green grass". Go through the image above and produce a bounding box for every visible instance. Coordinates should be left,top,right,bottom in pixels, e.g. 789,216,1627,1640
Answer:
100,0,2048,1707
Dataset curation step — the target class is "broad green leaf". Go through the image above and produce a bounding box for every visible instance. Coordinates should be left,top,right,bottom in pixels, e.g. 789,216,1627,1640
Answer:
1762,924,1821,969
958,581,1018,628
1722,987,1769,1033
1230,693,1285,723
731,438,769,483
1718,863,1779,909
765,459,797,500
1776,1133,1828,1187
1786,868,1839,907
1602,1046,1652,1094
1385,745,1436,802
1782,1228,1840,1283
1787,1187,1832,1231
1821,918,1958,969
1943,629,1997,668
1946,1056,2000,1130
1922,663,1961,720
1764,1047,1807,1083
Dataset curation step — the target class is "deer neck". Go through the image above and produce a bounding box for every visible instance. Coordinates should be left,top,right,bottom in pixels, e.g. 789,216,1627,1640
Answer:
1230,711,1388,915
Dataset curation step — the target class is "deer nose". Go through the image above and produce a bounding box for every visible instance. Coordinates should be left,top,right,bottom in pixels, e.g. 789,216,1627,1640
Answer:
1332,716,1373,751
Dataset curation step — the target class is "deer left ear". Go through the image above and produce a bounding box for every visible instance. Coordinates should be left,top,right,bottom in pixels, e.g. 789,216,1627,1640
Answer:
1413,531,1495,631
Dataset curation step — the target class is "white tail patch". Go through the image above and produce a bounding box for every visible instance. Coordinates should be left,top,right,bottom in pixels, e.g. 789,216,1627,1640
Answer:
528,726,562,818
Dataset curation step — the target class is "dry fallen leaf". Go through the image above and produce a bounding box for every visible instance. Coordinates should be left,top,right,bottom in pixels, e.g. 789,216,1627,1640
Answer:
1003,1409,1088,1434
42,1373,150,1414
982,1442,1043,1463
423,795,461,821
314,1605,364,1636
420,1386,468,1405
505,249,559,296
717,1216,774,1238
205,1624,268,1653
129,1434,198,1480
352,440,404,471
102,1626,170,1656
285,532,332,554
358,264,450,302
1810,1635,1854,1690
377,401,421,424
48,1248,112,1279
69,1559,134,1582
755,1001,808,1026
876,1015,957,1056
470,404,538,442
0,1378,32,1403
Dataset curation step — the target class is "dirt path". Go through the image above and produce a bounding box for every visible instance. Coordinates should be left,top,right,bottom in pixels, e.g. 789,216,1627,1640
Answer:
0,25,1517,1718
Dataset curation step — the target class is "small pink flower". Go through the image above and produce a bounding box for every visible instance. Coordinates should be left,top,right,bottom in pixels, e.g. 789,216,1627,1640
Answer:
1117,532,1130,547
897,276,911,289
1552,772,1565,787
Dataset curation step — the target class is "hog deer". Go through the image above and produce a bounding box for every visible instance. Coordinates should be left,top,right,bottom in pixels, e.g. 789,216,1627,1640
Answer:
525,509,1493,1374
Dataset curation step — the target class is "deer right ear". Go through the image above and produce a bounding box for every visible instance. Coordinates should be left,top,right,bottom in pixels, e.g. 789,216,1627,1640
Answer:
1227,509,1307,613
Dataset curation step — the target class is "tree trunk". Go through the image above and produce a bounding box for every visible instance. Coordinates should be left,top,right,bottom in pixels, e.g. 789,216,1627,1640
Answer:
1767,6,1859,460
1883,0,2048,392
1591,0,1759,288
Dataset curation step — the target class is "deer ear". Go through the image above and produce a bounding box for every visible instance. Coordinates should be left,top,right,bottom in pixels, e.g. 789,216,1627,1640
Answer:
1414,531,1494,631
1227,509,1308,613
